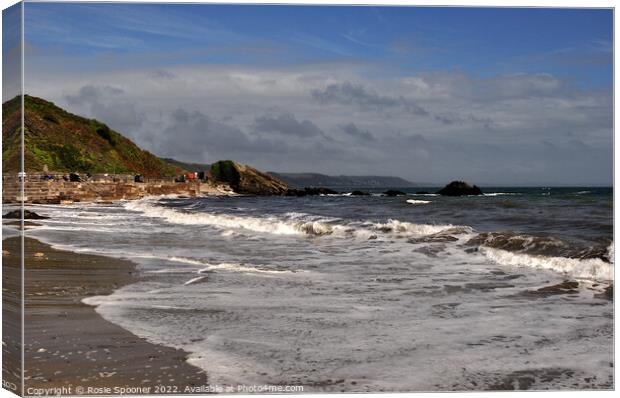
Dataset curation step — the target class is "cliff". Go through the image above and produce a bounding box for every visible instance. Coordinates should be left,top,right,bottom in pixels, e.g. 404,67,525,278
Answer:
209,160,291,195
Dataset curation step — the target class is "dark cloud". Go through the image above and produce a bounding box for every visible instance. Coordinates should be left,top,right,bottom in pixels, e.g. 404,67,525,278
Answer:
254,113,328,139
64,85,145,138
340,123,375,141
312,82,428,115
45,68,611,185
159,109,257,160
158,109,343,167
66,85,124,104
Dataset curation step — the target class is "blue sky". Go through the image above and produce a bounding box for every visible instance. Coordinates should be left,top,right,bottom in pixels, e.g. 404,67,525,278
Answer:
23,3,612,86
4,2,614,185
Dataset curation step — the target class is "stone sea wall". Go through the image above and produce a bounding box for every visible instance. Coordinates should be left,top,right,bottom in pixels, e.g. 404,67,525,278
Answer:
2,174,232,204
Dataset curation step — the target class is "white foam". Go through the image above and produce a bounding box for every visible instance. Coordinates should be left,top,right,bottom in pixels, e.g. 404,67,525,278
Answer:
482,247,614,281
125,200,304,235
406,199,431,205
184,276,209,285
372,219,457,236
125,199,458,239
483,192,519,196
166,256,293,274
199,262,293,274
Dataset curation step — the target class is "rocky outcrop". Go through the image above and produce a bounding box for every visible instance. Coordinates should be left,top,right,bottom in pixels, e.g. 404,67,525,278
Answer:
209,160,291,195
3,210,50,219
350,190,370,196
437,181,483,196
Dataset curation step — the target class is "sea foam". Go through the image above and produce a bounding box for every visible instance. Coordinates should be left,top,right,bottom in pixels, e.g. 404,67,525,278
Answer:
481,247,614,281
124,199,459,239
406,199,431,205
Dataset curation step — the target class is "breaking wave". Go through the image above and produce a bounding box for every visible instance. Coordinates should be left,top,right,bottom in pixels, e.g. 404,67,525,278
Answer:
124,199,458,239
468,232,614,281
406,199,431,205
468,232,612,262
481,247,614,281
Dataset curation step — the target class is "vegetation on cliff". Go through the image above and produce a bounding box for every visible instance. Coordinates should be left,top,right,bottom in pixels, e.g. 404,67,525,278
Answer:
162,158,210,172
2,95,182,176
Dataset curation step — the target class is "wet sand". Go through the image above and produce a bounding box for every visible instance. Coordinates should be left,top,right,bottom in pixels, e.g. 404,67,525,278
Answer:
2,236,208,395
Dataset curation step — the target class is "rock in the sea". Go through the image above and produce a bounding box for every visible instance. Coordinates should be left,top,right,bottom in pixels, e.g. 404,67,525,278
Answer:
383,190,407,197
437,181,483,196
208,160,291,195
3,210,50,219
350,190,370,196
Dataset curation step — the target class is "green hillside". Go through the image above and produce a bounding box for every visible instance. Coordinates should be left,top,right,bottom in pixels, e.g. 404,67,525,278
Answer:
2,95,182,177
161,158,210,172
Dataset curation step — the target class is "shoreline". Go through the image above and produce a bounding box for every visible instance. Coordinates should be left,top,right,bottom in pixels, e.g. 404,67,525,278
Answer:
2,236,209,395
3,192,613,393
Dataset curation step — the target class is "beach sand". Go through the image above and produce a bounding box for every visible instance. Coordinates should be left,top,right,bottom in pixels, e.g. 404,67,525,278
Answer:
2,236,209,395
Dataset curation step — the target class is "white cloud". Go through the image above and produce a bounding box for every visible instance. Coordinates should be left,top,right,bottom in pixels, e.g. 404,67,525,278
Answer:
23,62,612,185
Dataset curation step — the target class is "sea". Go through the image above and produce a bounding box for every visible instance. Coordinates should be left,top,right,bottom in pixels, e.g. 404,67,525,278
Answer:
4,186,614,391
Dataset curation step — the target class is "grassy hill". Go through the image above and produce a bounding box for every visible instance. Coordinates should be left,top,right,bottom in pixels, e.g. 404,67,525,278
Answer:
161,158,210,172
2,95,182,177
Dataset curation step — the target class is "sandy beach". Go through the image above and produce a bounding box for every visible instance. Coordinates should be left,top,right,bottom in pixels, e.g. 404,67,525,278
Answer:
2,236,209,395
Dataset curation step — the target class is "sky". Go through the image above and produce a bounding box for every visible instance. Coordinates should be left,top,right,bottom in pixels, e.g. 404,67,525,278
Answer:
3,2,614,185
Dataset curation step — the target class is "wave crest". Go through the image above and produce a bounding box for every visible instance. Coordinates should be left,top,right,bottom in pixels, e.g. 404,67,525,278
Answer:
125,199,458,239
468,232,612,263
481,247,613,281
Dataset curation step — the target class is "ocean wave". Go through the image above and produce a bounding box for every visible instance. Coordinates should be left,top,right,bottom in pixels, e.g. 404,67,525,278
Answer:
483,192,520,197
467,232,612,263
481,247,614,281
167,256,294,274
406,199,431,205
125,199,459,239
371,219,460,236
125,200,305,235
